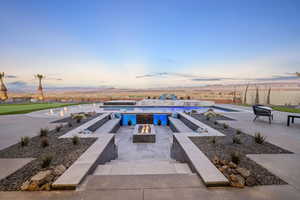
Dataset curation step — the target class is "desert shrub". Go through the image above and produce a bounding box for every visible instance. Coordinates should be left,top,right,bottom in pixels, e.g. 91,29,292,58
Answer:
39,128,49,137
231,152,240,165
223,123,228,129
72,114,85,123
68,122,73,127
20,136,29,147
254,132,266,144
232,135,242,144
40,137,49,148
72,135,80,145
55,124,63,132
236,129,241,135
210,136,216,144
41,155,53,168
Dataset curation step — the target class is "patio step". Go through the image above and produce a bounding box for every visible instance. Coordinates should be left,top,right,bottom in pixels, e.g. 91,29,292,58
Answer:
82,174,205,191
93,160,193,175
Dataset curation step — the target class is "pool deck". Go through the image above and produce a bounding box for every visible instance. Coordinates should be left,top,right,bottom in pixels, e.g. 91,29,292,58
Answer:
1,104,300,199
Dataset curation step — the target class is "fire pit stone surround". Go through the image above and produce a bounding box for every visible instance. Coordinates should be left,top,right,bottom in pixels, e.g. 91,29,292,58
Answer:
133,124,156,143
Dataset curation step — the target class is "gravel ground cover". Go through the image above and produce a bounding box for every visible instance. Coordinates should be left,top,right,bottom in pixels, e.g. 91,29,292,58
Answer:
190,113,292,186
0,113,100,191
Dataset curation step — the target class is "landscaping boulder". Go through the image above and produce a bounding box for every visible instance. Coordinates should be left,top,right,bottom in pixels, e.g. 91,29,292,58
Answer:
21,170,53,191
245,176,256,186
228,161,237,169
53,164,66,176
40,183,51,191
236,167,251,178
229,174,245,188
212,155,220,165
219,165,229,173
220,159,228,166
31,170,53,186
21,180,39,191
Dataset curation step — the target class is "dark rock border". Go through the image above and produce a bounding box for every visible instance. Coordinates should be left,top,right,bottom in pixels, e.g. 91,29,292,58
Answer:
189,114,292,186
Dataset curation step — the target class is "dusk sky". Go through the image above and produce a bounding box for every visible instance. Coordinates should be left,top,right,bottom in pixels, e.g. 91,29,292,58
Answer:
1,0,300,89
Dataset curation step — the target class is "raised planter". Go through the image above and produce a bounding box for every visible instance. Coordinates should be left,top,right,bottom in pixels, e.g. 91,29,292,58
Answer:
171,133,229,186
52,134,117,190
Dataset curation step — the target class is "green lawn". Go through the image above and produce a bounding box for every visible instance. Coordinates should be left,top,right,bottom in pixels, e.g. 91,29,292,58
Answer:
271,106,300,114
0,102,82,115
235,104,300,114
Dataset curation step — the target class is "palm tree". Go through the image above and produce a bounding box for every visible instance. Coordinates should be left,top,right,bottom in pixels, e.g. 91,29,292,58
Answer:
0,72,8,101
35,74,45,101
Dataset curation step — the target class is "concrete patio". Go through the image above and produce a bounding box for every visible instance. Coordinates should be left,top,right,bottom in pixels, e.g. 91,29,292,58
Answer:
0,104,300,199
0,114,57,150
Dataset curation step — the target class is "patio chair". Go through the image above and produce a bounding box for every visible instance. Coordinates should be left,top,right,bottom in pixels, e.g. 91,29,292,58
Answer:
252,104,273,124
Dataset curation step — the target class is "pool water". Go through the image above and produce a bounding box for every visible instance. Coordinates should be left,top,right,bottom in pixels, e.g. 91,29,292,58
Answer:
100,106,235,112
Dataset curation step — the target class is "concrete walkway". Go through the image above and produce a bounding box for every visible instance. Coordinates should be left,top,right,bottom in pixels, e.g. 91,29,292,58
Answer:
0,114,57,150
1,184,300,200
0,158,34,180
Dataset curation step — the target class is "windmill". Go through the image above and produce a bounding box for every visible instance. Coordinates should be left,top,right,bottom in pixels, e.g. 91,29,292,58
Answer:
35,74,45,101
0,72,8,101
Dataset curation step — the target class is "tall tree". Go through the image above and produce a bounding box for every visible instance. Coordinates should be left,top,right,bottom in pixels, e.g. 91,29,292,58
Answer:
243,84,249,104
266,87,271,105
35,74,45,101
0,72,8,101
233,87,237,104
254,86,259,104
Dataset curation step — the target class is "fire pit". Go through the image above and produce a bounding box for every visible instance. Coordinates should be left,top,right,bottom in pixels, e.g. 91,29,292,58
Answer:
133,124,156,143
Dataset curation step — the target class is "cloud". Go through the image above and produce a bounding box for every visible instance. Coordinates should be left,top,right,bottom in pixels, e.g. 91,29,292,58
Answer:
191,78,223,82
47,77,63,81
136,72,197,79
136,72,168,78
8,81,28,87
5,75,17,78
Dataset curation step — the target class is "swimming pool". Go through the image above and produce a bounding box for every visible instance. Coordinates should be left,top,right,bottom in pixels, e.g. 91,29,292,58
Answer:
100,105,237,112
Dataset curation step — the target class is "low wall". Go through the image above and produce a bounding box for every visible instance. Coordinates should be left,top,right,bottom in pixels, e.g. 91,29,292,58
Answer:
178,114,199,131
87,115,110,132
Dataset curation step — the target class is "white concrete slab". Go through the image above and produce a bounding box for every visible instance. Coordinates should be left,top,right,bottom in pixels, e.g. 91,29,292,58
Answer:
247,154,300,191
0,158,34,180
0,114,57,150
